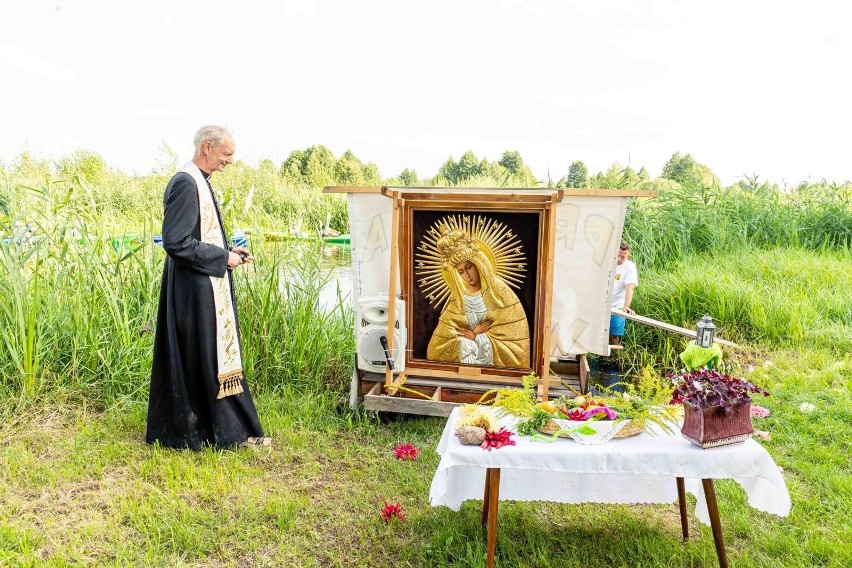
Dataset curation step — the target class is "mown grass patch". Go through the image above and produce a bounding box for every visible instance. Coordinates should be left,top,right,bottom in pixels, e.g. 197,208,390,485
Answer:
1,346,849,567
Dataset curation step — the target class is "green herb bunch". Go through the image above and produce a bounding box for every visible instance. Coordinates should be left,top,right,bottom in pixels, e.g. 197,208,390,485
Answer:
597,366,680,435
489,372,538,419
516,408,554,436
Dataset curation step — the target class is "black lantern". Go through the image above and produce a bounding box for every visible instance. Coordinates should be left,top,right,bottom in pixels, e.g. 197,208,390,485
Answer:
696,314,716,348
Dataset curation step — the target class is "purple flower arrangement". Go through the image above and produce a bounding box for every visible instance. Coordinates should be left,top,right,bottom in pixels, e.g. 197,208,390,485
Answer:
668,368,770,413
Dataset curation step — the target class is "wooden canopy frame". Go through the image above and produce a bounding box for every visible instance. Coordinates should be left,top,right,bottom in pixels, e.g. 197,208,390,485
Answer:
325,186,655,407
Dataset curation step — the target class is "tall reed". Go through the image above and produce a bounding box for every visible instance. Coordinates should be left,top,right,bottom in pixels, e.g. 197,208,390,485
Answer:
0,177,353,410
624,180,852,269
234,242,354,398
3,155,850,404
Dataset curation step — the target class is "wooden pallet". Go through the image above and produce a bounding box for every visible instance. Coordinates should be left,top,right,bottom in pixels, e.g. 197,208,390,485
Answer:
356,354,590,417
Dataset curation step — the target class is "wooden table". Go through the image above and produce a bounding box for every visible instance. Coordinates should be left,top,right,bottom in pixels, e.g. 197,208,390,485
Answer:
482,468,724,567
430,409,791,568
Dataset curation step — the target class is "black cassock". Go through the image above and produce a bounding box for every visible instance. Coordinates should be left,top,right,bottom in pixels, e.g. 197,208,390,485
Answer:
146,170,263,450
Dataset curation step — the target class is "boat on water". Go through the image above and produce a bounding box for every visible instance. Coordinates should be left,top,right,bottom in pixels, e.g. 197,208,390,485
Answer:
323,233,350,245
152,230,350,246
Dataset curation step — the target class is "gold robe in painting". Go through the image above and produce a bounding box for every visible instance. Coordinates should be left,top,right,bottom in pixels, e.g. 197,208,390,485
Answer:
426,251,530,368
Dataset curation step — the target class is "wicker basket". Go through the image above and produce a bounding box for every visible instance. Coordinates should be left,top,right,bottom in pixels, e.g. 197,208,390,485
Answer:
538,418,572,438
538,418,641,439
615,420,643,438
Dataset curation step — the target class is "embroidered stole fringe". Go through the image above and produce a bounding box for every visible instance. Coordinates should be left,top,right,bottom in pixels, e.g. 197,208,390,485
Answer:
181,162,244,399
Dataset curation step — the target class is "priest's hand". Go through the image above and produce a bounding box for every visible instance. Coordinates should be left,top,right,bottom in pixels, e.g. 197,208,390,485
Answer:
232,247,253,263
227,248,253,269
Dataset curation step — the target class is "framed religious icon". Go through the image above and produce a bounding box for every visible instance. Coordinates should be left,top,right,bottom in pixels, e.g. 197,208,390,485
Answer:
402,205,547,378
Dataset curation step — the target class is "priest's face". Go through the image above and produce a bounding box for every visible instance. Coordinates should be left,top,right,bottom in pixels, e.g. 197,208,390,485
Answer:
201,135,236,173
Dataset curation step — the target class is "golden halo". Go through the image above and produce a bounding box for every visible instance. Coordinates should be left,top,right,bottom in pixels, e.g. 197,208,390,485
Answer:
415,214,527,309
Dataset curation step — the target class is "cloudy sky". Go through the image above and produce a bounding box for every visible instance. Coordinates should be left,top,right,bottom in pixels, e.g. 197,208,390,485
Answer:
1,0,849,186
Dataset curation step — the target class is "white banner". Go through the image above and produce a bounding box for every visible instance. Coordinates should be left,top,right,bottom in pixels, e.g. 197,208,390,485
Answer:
347,193,399,304
551,196,628,356
348,192,627,358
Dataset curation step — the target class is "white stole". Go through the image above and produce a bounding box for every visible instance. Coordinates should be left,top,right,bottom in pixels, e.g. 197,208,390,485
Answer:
180,162,244,399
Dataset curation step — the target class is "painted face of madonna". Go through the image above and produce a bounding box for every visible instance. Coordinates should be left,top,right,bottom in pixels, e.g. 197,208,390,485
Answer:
456,260,481,292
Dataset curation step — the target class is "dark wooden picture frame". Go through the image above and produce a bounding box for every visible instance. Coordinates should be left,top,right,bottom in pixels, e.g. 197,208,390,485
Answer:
401,203,549,378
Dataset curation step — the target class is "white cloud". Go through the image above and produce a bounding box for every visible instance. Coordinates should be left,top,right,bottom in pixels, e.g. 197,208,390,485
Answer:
0,44,75,81
114,108,187,119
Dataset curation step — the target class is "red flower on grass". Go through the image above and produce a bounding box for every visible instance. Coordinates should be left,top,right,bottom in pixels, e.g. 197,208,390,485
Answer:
380,501,406,522
393,443,419,460
480,427,516,451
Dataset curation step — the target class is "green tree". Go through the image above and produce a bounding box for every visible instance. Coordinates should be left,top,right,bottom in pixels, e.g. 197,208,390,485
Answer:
438,156,460,184
362,162,381,186
304,145,336,188
621,166,640,188
638,166,650,181
398,168,418,186
257,158,277,175
498,150,524,175
662,152,719,187
280,149,307,183
567,160,588,188
334,150,365,186
456,150,482,183
661,152,700,186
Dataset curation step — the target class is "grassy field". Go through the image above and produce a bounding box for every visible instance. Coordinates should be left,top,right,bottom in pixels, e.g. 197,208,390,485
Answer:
0,351,849,566
1,164,851,566
1,246,850,567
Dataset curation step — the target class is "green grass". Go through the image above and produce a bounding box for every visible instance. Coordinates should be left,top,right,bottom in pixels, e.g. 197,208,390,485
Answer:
615,246,852,375
1,245,850,566
1,161,851,566
1,348,849,566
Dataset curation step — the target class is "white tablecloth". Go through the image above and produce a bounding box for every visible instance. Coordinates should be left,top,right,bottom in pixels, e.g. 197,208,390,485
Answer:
429,408,791,525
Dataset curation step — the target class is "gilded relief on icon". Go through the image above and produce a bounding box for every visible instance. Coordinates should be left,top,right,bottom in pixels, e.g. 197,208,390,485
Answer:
415,214,530,369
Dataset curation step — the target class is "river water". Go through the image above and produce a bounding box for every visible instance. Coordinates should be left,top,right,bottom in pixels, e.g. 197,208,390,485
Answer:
317,244,353,310
274,241,353,311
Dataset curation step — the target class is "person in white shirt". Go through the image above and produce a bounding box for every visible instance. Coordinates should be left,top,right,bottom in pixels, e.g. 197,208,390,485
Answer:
610,241,638,345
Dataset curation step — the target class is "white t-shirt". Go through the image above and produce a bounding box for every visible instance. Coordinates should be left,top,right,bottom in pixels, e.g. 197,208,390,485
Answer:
612,259,638,309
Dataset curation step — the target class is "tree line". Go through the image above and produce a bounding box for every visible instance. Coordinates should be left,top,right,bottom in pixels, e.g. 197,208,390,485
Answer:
275,145,538,188
275,146,737,190
5,144,842,194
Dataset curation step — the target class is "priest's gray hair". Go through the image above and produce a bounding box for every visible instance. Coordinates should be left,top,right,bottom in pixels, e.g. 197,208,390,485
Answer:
193,125,231,153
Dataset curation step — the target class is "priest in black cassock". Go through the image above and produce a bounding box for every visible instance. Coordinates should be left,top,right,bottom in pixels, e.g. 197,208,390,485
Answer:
146,125,269,450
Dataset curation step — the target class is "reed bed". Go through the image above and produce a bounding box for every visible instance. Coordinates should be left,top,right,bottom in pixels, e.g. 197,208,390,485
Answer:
613,246,852,377
624,181,852,269
0,176,353,413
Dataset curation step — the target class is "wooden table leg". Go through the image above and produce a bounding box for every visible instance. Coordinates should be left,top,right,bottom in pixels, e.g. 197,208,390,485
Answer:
702,478,728,568
485,468,501,568
481,468,491,526
676,477,689,541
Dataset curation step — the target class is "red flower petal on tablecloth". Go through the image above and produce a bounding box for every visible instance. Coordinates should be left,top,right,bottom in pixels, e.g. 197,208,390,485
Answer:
480,427,516,451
